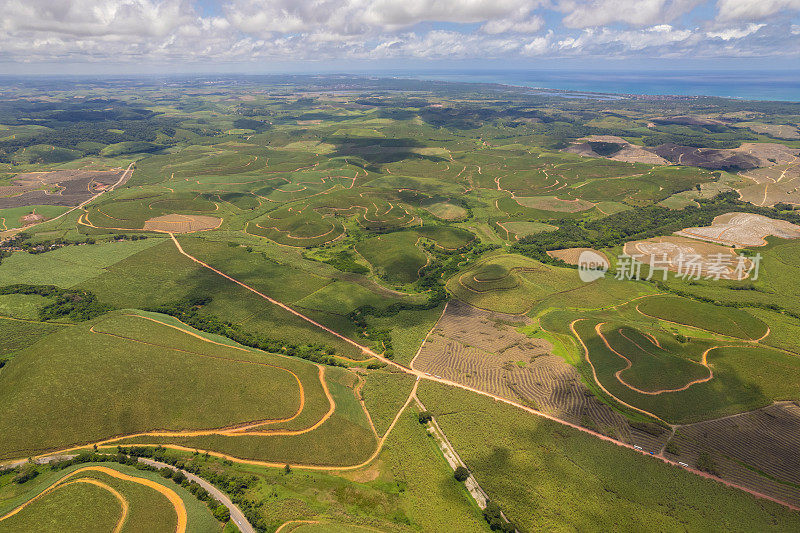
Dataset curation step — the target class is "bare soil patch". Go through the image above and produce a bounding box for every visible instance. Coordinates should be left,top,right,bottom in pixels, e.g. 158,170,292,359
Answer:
675,212,800,247
651,144,761,171
735,143,800,166
737,153,800,207
547,248,609,267
566,135,669,165
669,402,800,507
623,235,749,279
19,212,45,225
742,123,800,140
0,169,126,209
143,214,222,233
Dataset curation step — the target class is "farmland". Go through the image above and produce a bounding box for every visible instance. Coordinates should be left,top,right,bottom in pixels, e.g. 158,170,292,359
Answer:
417,381,800,532
1,75,800,530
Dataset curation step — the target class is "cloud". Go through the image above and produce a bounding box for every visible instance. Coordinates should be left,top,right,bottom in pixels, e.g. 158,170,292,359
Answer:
369,30,523,58
361,0,543,28
1,0,199,37
716,0,800,21
555,24,695,53
522,30,554,54
706,22,765,39
558,0,702,28
0,0,796,65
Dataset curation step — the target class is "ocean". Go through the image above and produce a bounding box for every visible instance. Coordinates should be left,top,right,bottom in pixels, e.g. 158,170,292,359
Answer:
394,69,800,102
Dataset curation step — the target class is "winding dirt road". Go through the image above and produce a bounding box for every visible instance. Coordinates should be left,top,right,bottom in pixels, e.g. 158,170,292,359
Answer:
3,233,796,513
594,322,714,395
138,458,254,533
0,465,187,533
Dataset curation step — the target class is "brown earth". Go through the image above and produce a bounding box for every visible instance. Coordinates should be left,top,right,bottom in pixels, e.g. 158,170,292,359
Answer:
19,212,45,225
667,402,800,507
623,235,750,279
675,212,800,247
0,169,126,209
565,135,670,165
737,150,800,206
651,116,726,127
735,143,799,167
142,214,222,233
546,247,609,268
742,123,800,140
651,143,761,171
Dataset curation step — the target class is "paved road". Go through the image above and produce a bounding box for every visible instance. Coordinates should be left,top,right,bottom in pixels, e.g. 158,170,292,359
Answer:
0,454,77,471
138,458,255,533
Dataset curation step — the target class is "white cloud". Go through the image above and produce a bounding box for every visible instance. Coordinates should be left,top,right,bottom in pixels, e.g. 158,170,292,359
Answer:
706,22,765,39
522,30,554,54
558,0,702,28
716,0,800,21
0,0,795,65
481,14,544,34
369,30,522,58
361,0,543,28
1,0,198,38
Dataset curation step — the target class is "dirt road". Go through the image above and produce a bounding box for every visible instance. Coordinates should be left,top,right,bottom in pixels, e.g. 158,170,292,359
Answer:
165,232,800,510
0,162,135,241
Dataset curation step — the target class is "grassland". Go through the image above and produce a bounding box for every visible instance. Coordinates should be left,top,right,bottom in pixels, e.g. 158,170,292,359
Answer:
361,371,417,436
447,253,584,314
0,311,323,459
572,318,800,423
0,318,64,359
136,401,487,533
0,294,50,320
637,295,768,340
355,232,427,284
0,239,163,287
0,476,124,533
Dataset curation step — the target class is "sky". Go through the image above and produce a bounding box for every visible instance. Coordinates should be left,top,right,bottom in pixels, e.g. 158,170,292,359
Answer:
1,0,799,74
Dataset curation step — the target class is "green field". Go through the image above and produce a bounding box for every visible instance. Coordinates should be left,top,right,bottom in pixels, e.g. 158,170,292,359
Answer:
361,371,417,436
0,294,50,320
447,253,584,313
0,318,64,358
0,239,163,287
637,295,769,341
0,462,220,532
572,318,800,423
598,324,713,392
3,76,800,529
0,311,319,458
355,232,427,284
0,206,70,230
417,381,800,532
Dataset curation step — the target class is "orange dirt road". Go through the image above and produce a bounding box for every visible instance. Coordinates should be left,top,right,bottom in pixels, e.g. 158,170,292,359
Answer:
0,465,187,533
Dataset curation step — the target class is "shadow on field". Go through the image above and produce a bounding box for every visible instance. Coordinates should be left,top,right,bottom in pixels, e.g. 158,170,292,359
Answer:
324,136,447,172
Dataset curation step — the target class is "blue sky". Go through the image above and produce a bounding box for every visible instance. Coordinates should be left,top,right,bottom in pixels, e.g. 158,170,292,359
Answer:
1,0,798,74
